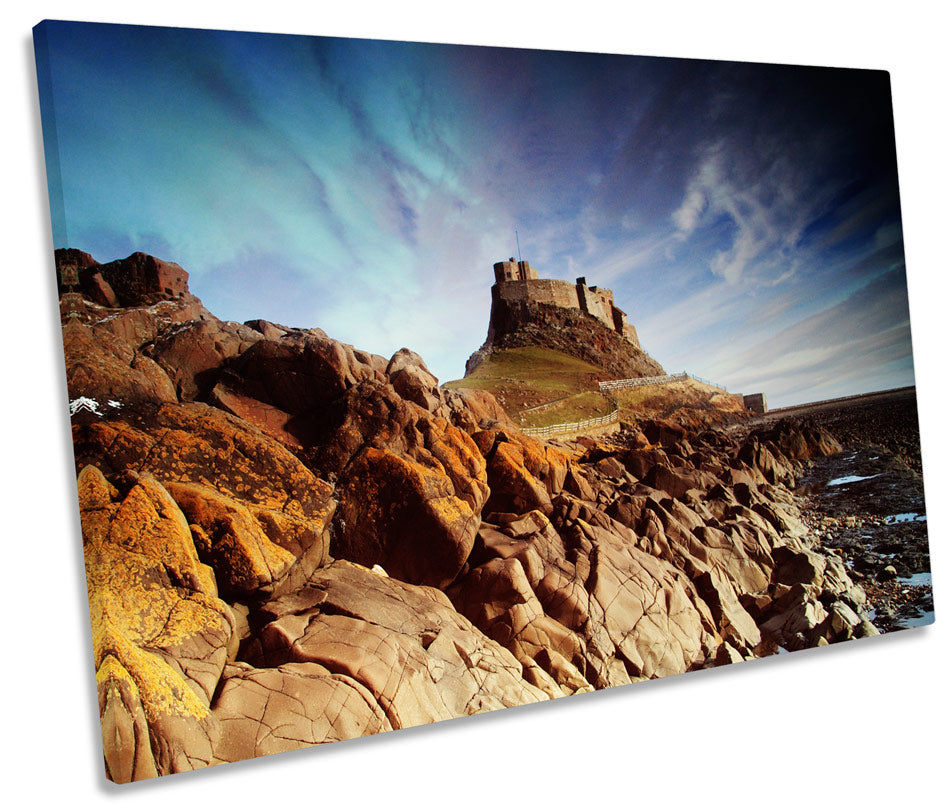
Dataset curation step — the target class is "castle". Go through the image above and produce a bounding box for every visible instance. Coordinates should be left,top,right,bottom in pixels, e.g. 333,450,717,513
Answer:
491,258,641,349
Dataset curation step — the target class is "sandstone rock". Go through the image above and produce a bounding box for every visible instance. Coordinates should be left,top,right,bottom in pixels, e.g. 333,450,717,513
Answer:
693,568,761,652
738,437,794,486
485,440,553,516
79,466,235,781
760,593,830,650
60,249,887,782
73,401,336,577
147,318,264,401
229,329,382,416
447,556,588,696
757,418,843,460
639,418,689,447
773,547,826,587
443,387,516,432
386,347,443,412
208,383,303,448
63,319,178,406
165,481,298,599
211,661,392,763
332,444,483,589
644,463,716,500
304,380,490,589
248,561,548,728
95,252,190,306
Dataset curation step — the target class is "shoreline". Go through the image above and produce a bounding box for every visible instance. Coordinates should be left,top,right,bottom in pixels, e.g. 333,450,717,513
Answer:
745,388,932,632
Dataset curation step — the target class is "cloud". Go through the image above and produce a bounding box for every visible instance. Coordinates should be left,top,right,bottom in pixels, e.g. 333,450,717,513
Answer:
672,188,706,235
708,265,913,405
41,26,911,405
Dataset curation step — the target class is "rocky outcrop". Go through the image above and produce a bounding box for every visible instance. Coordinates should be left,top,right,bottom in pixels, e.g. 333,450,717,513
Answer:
58,249,880,783
56,248,192,307
466,296,665,380
63,318,178,406
79,466,234,782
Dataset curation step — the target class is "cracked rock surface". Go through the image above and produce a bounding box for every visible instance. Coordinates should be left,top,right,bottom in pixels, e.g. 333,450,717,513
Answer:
59,249,906,783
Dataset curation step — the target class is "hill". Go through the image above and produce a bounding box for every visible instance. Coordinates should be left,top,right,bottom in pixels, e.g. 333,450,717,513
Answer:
613,376,748,429
465,263,665,380
447,346,747,431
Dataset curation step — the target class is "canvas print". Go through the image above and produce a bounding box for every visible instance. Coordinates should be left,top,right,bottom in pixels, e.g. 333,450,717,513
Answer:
33,19,933,783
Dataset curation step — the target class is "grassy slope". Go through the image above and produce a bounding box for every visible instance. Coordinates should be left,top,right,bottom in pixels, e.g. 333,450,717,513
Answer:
444,346,605,411
445,346,747,430
613,379,747,428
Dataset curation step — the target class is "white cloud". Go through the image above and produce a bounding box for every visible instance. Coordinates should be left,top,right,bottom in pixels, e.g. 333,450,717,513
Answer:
672,187,706,235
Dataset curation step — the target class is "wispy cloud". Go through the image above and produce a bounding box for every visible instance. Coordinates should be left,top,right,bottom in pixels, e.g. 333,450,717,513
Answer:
40,24,912,400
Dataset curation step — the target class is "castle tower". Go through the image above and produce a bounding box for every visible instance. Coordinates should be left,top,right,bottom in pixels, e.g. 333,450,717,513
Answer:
493,257,538,283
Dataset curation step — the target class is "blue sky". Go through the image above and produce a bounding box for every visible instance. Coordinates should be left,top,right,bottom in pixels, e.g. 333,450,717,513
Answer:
34,20,912,407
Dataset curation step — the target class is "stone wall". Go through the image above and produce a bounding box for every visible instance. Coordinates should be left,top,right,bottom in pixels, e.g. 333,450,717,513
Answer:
580,285,616,329
481,262,653,373
493,258,538,283
493,278,580,310
744,393,768,414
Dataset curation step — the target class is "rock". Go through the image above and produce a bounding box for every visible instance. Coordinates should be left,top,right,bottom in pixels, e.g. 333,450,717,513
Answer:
644,463,715,500
760,594,830,650
74,401,334,517
63,319,178,407
58,246,898,782
444,387,516,431
78,466,235,782
693,568,761,652
247,561,548,727
146,318,264,401
309,382,490,589
228,329,382,416
332,444,483,589
94,251,190,306
386,348,443,412
485,440,554,516
73,401,337,595
211,662,392,763
639,418,689,447
772,547,827,588
164,482,298,599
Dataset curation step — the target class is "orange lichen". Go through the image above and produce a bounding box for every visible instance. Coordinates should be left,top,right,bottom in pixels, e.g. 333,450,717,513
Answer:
80,467,234,726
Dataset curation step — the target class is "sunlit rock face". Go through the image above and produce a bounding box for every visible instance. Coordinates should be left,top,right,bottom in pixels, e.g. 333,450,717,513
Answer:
61,250,874,782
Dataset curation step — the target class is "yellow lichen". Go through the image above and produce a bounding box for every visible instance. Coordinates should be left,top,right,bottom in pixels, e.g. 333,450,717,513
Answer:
82,469,233,727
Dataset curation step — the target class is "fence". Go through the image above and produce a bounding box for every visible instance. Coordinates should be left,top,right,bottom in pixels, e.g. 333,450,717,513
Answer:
598,372,687,391
520,409,619,438
598,371,729,393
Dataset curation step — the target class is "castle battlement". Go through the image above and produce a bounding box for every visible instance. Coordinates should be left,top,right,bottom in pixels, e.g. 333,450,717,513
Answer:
491,261,641,350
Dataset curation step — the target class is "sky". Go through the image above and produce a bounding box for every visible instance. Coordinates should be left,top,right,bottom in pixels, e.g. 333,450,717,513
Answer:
34,20,913,408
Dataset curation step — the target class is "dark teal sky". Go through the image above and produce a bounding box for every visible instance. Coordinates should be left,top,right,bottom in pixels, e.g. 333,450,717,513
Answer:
34,20,912,407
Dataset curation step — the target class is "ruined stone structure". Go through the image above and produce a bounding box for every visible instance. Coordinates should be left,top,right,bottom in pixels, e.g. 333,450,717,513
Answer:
466,259,663,380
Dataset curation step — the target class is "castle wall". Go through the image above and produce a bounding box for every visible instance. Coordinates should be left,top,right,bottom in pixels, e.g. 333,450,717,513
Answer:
494,279,580,310
622,322,641,350
575,280,615,331
584,287,615,329
491,261,642,353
